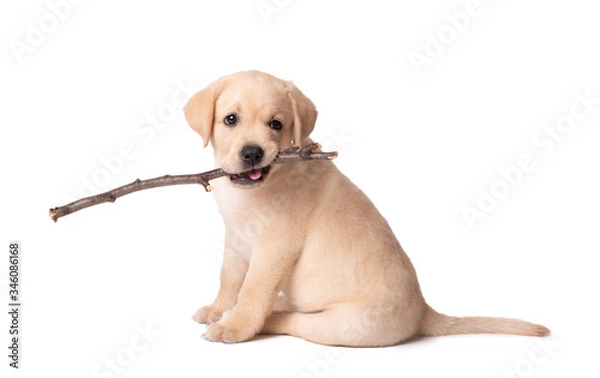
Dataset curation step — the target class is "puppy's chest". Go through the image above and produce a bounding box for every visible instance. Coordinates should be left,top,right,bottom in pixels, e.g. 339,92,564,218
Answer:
216,194,279,258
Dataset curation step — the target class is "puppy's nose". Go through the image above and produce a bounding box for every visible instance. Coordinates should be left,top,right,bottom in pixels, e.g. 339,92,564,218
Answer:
241,145,264,166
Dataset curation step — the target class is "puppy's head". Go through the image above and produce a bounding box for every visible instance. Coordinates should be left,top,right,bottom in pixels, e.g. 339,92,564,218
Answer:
184,70,317,188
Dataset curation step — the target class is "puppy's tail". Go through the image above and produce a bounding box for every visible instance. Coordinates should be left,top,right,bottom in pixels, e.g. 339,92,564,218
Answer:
418,304,550,337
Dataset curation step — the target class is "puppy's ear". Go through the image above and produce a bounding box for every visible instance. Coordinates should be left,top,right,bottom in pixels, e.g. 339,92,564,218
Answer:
286,82,318,147
184,80,223,148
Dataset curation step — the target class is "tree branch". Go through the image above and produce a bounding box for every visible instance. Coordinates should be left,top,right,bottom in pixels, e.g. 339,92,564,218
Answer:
49,143,337,222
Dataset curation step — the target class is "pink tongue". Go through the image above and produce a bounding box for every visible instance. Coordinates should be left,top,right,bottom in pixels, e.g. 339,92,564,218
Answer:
247,169,262,180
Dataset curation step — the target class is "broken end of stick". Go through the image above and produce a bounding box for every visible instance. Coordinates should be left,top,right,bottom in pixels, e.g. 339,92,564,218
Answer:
49,208,59,223
328,151,339,160
297,143,320,158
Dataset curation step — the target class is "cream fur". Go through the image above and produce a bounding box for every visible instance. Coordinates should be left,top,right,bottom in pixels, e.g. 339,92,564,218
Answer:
184,70,549,346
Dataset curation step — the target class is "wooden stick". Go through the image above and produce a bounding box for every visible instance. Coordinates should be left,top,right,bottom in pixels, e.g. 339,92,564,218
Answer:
49,143,337,222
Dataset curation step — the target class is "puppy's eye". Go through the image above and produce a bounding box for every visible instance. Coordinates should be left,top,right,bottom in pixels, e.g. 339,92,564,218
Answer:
269,119,283,131
224,114,237,126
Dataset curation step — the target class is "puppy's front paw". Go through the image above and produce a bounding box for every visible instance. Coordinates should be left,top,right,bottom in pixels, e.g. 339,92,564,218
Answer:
192,305,224,325
202,315,258,343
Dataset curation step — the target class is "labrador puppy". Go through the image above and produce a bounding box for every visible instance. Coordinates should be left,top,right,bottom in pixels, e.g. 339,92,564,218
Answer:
184,70,549,346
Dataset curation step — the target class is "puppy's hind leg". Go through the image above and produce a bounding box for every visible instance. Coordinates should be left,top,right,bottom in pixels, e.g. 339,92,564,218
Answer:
272,294,295,312
262,302,420,347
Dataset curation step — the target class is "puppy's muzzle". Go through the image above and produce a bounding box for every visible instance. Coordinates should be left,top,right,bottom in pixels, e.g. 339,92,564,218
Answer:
229,145,271,185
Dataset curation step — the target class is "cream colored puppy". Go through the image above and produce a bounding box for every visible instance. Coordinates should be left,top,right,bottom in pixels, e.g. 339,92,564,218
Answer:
184,70,549,346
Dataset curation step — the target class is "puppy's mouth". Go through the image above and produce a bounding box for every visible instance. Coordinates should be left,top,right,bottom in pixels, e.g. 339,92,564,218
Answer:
229,166,271,186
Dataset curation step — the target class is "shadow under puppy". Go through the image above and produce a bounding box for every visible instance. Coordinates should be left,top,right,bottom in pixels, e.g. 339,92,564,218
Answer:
183,70,549,347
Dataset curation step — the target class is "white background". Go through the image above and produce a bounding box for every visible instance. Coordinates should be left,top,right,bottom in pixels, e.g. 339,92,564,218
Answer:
1,0,599,377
